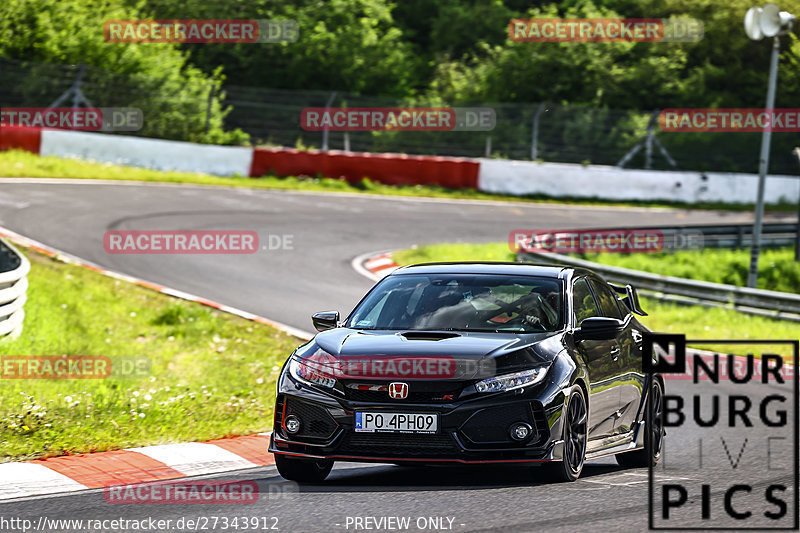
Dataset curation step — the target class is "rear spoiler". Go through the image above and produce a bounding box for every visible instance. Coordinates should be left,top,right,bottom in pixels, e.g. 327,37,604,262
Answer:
610,283,648,316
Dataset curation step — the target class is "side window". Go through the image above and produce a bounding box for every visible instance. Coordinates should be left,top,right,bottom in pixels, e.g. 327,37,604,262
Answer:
614,292,631,318
572,278,599,326
589,279,624,319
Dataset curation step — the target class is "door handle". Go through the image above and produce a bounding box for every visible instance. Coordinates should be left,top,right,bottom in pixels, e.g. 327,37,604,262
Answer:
610,346,620,360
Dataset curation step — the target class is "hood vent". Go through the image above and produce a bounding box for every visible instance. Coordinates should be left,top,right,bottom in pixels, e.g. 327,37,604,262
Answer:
400,331,460,341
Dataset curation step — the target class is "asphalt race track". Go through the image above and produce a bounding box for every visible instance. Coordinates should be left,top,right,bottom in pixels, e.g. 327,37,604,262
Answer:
0,179,773,334
0,179,795,532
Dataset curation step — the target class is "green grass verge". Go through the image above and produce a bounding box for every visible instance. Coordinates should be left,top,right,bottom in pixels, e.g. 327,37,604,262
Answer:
0,247,303,462
392,242,800,355
575,247,800,293
393,242,515,266
0,150,793,212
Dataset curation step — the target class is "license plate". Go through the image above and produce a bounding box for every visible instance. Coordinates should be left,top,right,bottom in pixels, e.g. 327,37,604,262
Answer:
355,412,438,434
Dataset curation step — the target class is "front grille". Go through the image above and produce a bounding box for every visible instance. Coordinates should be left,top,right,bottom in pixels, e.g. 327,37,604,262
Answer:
339,432,459,457
460,403,535,444
284,398,337,440
342,382,463,403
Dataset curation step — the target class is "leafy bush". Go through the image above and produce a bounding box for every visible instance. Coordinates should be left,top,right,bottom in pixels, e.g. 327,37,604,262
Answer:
0,0,248,144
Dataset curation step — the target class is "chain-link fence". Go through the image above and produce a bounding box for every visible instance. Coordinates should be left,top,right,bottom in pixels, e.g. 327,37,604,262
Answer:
2,56,798,174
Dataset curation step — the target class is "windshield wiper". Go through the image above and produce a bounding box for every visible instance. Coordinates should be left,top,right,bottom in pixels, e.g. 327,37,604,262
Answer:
430,327,506,333
350,326,407,331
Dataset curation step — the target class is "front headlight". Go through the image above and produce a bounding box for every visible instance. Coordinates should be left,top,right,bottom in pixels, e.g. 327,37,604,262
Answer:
288,353,337,388
475,367,547,393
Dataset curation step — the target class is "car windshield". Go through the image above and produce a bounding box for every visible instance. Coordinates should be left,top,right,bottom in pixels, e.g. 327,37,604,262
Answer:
348,274,563,333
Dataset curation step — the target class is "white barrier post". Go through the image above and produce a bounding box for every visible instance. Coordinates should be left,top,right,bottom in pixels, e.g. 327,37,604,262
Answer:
0,238,31,340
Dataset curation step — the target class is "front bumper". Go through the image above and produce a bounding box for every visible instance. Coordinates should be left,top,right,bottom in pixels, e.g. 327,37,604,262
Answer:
269,381,566,464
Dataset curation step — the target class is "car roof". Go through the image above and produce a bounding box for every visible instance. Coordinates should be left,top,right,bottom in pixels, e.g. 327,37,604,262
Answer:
391,261,581,280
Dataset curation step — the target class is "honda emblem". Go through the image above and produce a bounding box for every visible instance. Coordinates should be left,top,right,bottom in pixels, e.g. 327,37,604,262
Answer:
388,382,409,399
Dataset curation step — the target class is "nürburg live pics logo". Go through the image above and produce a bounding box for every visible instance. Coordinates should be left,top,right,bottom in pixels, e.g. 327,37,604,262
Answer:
644,334,798,530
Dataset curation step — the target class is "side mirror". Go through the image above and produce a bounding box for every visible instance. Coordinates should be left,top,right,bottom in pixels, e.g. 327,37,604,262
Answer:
574,317,624,341
312,311,339,332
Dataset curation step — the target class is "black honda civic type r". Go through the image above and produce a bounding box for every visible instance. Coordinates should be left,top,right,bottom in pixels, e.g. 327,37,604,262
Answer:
270,262,665,482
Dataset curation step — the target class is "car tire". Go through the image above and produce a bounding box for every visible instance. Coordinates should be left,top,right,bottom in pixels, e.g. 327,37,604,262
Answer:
275,454,333,482
616,378,664,468
543,385,587,482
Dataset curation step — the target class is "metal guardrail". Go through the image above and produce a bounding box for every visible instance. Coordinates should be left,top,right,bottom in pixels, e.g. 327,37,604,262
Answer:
517,248,800,322
631,222,798,249
0,237,30,339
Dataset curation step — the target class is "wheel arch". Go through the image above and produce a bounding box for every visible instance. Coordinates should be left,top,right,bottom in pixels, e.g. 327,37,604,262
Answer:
573,376,590,416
